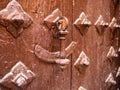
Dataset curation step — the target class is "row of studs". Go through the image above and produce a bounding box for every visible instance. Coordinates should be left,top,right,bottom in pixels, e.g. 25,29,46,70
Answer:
74,12,120,36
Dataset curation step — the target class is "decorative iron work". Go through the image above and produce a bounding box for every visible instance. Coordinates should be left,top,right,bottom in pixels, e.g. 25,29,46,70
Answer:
35,8,77,69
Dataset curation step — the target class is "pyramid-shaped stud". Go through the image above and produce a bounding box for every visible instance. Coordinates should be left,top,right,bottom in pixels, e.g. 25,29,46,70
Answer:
109,17,120,33
116,67,120,77
78,86,87,90
94,15,108,35
44,8,63,29
74,51,89,73
74,12,91,36
74,51,90,67
0,61,35,88
107,46,118,58
105,73,116,85
0,0,33,38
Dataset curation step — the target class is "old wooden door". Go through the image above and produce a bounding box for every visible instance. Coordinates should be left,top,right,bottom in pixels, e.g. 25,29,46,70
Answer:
0,0,119,90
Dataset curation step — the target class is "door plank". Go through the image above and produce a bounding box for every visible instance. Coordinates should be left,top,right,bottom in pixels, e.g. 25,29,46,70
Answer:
0,0,72,90
72,0,119,90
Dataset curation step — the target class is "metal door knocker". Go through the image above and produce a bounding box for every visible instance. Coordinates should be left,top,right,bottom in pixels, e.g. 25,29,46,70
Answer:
34,8,77,68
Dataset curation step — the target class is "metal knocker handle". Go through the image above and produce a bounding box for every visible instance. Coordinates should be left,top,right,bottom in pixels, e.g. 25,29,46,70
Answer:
34,8,77,69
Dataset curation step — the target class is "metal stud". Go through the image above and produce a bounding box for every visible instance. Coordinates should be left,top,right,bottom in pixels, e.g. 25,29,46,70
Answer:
78,86,87,90
105,73,116,85
74,51,89,72
44,8,63,29
107,46,118,58
109,17,120,33
0,61,35,88
74,51,90,66
0,0,33,38
94,15,108,35
74,12,91,36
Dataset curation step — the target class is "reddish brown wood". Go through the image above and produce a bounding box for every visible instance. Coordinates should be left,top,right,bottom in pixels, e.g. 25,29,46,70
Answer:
72,0,119,90
0,0,119,90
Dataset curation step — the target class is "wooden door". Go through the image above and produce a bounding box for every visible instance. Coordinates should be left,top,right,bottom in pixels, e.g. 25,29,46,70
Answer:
72,0,120,90
0,0,119,90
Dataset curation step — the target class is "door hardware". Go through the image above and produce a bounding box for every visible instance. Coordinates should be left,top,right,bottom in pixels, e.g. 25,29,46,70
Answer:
35,8,77,68
107,46,118,58
109,17,120,33
0,0,33,38
74,12,91,36
78,86,87,90
94,15,108,35
44,8,64,30
74,51,90,73
0,61,35,88
105,73,116,86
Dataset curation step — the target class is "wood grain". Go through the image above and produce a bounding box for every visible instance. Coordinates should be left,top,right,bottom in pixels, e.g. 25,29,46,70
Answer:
0,0,119,90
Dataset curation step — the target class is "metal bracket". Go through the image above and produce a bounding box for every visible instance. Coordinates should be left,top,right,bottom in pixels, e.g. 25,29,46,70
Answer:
78,86,87,90
109,17,120,33
74,51,90,72
0,61,35,88
107,46,118,58
74,12,91,36
35,8,77,68
0,0,33,38
105,73,116,86
94,15,108,35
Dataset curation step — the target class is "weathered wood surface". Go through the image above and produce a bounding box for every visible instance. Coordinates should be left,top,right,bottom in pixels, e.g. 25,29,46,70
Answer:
0,0,72,90
72,0,120,90
0,0,119,90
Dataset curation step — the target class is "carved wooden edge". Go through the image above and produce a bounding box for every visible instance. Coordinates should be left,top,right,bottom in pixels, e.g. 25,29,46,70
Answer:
94,15,108,35
0,0,33,38
0,61,35,88
34,41,77,64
